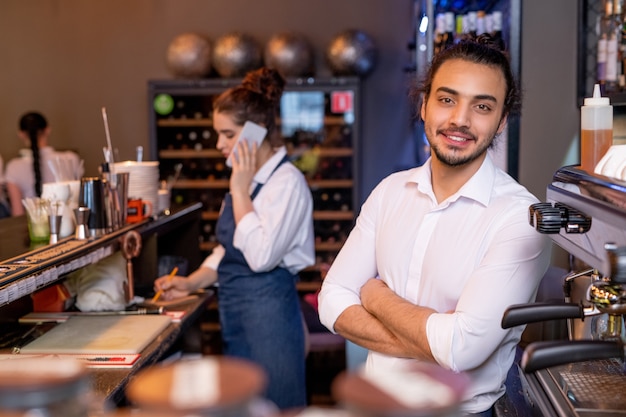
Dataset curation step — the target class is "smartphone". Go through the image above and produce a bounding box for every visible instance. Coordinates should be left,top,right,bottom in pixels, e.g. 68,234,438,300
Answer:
226,121,268,168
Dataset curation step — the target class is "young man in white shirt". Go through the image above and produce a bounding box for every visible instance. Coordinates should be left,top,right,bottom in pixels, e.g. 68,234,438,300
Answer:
318,34,551,416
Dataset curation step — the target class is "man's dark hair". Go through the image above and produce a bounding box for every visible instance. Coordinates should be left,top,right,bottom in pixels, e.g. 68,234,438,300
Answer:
410,33,521,121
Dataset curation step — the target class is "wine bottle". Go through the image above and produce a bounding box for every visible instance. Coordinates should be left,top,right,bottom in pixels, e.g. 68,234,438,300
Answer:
455,14,465,44
476,11,486,35
444,12,455,49
491,11,503,45
434,13,447,55
175,132,184,149
603,0,620,91
176,100,187,119
467,11,478,37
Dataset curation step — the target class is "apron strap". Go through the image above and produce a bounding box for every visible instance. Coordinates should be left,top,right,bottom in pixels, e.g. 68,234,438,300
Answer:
250,154,290,200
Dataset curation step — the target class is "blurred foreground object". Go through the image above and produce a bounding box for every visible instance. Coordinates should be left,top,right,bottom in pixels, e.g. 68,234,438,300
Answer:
332,362,469,417
126,356,278,416
0,356,92,416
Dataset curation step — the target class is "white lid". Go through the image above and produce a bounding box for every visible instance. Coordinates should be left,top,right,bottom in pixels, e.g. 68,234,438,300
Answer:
584,84,610,106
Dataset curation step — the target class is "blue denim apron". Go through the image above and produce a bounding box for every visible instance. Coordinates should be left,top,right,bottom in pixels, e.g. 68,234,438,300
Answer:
216,156,306,410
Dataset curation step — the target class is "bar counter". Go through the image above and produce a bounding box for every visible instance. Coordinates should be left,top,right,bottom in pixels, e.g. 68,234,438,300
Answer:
0,203,213,408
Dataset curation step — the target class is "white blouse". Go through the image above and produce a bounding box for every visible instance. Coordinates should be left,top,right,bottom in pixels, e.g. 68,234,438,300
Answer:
202,146,315,276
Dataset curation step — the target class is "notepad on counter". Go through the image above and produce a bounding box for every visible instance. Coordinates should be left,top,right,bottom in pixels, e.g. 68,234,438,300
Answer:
19,315,172,355
0,353,141,368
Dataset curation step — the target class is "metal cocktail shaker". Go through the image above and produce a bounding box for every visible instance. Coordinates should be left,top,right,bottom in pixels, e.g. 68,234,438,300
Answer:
73,207,90,240
78,177,107,237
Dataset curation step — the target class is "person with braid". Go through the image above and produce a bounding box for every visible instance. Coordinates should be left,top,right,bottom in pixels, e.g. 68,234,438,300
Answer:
5,111,83,216
154,67,314,410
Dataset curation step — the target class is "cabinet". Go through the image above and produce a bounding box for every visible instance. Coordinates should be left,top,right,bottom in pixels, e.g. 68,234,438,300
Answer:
148,77,360,285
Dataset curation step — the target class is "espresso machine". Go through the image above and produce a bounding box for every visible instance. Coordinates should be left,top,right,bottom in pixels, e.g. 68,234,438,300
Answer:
502,166,626,417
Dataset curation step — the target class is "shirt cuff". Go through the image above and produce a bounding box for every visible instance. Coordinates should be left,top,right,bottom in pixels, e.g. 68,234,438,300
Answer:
426,312,457,371
202,245,225,271
318,284,362,333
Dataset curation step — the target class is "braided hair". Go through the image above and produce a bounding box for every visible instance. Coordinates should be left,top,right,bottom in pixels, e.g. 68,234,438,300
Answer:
213,67,286,147
19,112,47,197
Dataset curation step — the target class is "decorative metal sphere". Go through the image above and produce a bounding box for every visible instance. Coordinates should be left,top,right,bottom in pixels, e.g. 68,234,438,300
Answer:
166,32,212,78
212,32,263,78
264,32,315,78
326,29,377,77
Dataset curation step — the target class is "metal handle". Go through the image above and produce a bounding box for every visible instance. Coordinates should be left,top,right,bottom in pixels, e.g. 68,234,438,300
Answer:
501,302,584,328
521,340,625,373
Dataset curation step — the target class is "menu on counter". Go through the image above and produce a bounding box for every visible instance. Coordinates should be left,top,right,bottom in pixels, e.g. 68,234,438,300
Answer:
0,353,141,368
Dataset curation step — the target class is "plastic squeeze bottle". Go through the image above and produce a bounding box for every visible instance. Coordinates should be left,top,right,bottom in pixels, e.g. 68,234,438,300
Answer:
580,83,613,172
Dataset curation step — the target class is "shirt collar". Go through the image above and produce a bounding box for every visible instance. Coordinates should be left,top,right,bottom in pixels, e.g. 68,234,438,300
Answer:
253,146,288,185
409,153,497,207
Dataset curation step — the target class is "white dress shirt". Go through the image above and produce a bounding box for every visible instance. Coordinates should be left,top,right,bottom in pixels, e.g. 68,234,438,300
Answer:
203,146,315,275
318,154,551,413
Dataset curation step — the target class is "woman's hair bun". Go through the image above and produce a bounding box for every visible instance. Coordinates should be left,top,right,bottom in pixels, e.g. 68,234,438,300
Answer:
241,67,286,106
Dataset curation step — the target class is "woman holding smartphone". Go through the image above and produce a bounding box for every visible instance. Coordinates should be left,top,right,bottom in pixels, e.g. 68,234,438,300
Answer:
154,67,315,410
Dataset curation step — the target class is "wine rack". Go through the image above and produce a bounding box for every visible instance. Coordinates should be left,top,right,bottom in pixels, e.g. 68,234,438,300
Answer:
148,77,360,287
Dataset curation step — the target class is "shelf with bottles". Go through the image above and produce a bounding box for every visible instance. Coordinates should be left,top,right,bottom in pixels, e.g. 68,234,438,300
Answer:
408,0,516,72
149,77,361,285
580,0,626,101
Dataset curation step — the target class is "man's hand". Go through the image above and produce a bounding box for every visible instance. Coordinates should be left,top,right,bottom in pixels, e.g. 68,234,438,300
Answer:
361,277,391,312
358,277,437,361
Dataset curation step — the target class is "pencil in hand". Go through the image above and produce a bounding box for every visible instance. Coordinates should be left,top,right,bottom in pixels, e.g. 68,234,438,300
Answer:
152,266,178,303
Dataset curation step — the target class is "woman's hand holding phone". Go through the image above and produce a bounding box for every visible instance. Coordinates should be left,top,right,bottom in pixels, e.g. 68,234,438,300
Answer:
226,121,267,167
228,121,267,198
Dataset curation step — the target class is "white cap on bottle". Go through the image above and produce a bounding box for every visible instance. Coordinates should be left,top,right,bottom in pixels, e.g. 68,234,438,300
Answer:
584,83,610,106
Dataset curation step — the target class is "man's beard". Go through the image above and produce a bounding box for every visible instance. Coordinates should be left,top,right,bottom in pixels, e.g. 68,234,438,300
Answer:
429,130,499,167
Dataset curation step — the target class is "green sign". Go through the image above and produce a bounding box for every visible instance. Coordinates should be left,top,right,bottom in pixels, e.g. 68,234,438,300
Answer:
153,94,174,116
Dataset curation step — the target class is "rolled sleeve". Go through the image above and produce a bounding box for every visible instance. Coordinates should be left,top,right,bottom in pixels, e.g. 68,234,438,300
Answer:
425,228,551,372
201,245,225,271
317,280,362,333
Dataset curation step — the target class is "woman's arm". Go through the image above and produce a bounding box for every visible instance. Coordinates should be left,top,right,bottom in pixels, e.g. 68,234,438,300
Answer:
6,182,23,216
153,265,218,301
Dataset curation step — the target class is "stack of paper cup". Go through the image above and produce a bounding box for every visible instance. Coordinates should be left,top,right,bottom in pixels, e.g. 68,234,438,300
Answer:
113,161,160,214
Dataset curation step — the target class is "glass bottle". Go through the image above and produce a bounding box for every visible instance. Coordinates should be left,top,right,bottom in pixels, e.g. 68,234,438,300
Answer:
603,0,621,91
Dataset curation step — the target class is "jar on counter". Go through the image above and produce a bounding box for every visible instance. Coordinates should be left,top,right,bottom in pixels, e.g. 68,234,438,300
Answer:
0,357,93,417
331,362,470,417
125,356,277,417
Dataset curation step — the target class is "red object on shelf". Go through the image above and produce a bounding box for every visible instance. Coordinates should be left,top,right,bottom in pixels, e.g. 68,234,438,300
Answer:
31,283,71,312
